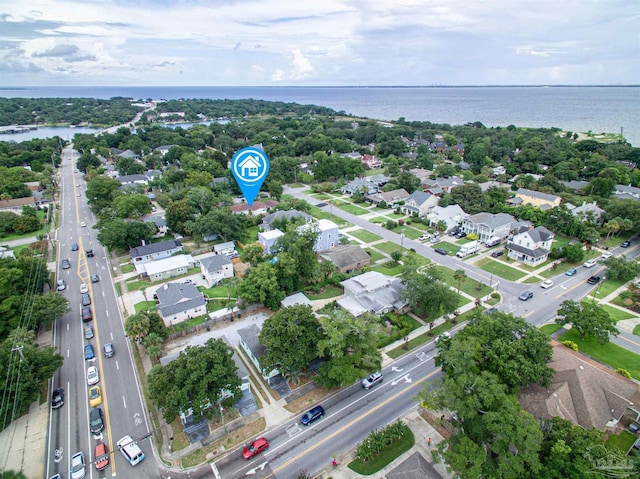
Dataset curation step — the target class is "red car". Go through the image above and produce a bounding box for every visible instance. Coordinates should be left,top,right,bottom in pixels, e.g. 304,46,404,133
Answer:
242,437,269,459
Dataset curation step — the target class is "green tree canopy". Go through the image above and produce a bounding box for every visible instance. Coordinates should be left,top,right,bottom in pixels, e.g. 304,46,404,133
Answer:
556,300,619,344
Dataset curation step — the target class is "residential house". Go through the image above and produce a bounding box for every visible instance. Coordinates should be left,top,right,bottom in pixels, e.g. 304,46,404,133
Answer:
510,188,561,209
155,282,207,326
386,453,441,479
569,201,605,225
299,218,340,251
613,184,640,201
280,292,313,309
507,226,554,266
520,341,640,431
237,324,280,383
422,176,464,193
492,165,507,176
200,255,234,287
139,253,196,279
144,215,168,238
258,230,285,254
338,271,408,317
366,188,410,207
154,145,177,156
117,149,140,160
400,191,439,217
408,168,432,183
427,205,469,232
261,210,312,231
0,246,16,259
211,241,236,256
561,180,590,192
340,152,362,161
461,212,515,243
130,239,183,265
115,174,148,187
318,244,371,273
361,154,382,169
0,196,38,213
341,178,379,196
230,200,278,216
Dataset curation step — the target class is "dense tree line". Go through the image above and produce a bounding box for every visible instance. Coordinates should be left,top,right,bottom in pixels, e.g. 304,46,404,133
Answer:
0,97,143,126
0,137,62,169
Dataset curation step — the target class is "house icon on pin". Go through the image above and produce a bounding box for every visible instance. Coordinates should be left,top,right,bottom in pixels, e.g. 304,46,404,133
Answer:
239,155,261,178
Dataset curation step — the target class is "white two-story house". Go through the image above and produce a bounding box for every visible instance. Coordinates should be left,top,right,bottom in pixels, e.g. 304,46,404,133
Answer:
507,226,555,266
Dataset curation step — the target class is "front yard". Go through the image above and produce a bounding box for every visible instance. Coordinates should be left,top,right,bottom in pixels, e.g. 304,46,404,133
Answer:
475,258,527,282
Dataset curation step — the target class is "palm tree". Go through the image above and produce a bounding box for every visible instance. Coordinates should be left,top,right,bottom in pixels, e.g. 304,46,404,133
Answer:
143,333,163,362
453,269,467,295
603,219,620,240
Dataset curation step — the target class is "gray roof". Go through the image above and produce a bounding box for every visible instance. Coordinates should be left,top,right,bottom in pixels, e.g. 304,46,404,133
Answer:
280,293,313,308
406,190,432,207
386,452,442,479
144,215,166,228
615,184,640,196
466,212,515,229
116,174,148,184
201,255,232,274
525,226,554,243
237,324,265,359
561,180,589,191
130,239,182,258
118,149,138,158
155,283,206,317
516,188,560,203
262,210,312,228
507,242,550,259
319,245,370,269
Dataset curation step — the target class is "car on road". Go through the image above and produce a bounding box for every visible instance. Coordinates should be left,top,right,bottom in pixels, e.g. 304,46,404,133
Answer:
51,388,64,409
84,325,94,340
56,279,66,291
82,306,93,322
80,283,88,294
315,202,327,207
436,331,451,343
103,343,114,358
87,366,99,385
418,234,431,241
80,222,87,227
565,268,577,276
91,274,100,283
300,405,325,426
71,242,79,251
621,240,631,248
361,371,384,389
84,344,95,360
81,293,91,306
519,290,534,301
86,249,94,257
242,437,269,459
587,275,601,285
90,407,104,434
434,248,448,255
94,442,110,471
61,259,71,269
491,250,504,258
583,259,597,268
89,386,102,407
540,279,554,289
70,452,85,479
483,307,498,315
600,251,612,260
76,193,80,197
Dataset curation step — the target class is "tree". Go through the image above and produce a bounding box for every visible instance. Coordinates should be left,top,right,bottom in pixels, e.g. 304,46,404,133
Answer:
240,244,264,267
465,143,489,173
165,198,196,235
86,175,121,213
401,261,458,320
147,338,241,422
434,220,448,234
124,312,150,342
604,256,640,281
30,293,70,329
265,179,283,200
112,194,152,219
453,269,466,295
564,243,585,263
556,300,619,344
316,311,382,388
449,183,488,215
143,332,164,362
603,218,620,240
237,262,285,310
390,250,403,263
76,153,101,172
396,170,421,193
259,305,322,376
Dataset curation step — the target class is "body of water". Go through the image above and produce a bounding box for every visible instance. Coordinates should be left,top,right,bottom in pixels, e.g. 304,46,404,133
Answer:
1,86,638,146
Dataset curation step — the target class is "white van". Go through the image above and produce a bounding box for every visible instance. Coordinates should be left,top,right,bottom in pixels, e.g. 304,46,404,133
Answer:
116,435,145,466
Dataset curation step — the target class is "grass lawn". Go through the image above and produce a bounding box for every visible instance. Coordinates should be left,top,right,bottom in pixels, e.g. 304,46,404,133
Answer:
307,206,350,226
476,258,527,281
134,301,156,313
350,229,382,243
170,314,209,333
540,324,563,336
589,278,626,299
306,286,343,300
405,252,430,267
393,227,422,240
539,261,583,278
336,202,369,215
435,266,492,298
373,261,403,276
369,216,389,224
198,280,237,298
375,241,403,255
431,242,457,254
384,213,405,220
558,329,640,380
365,248,385,262
121,263,135,274
523,277,543,284
634,325,640,336
240,225,259,244
606,430,637,454
551,235,573,249
125,278,152,291
348,426,414,475
601,304,636,322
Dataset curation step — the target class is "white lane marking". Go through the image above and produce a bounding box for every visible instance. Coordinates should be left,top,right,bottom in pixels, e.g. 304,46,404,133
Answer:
67,349,69,358
116,360,119,370
67,323,70,331
123,396,127,409
110,332,114,340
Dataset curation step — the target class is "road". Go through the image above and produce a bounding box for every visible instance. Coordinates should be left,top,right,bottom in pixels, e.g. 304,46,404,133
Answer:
46,147,158,479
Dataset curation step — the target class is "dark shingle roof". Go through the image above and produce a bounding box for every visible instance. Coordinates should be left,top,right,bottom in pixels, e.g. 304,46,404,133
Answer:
130,239,182,258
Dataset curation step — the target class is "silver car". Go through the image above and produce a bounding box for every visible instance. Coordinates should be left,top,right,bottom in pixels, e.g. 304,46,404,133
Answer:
361,371,384,389
71,452,85,479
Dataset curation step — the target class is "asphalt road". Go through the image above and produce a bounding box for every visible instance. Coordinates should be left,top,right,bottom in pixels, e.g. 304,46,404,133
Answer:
46,147,158,479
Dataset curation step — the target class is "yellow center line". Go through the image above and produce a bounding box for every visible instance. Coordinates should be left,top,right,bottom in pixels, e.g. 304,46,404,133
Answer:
270,368,441,476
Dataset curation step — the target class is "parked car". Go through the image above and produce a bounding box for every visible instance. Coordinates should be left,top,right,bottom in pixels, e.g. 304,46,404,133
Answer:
51,388,64,409
56,279,67,291
61,259,71,269
84,344,95,360
89,407,104,434
300,405,325,426
80,283,88,294
71,242,79,251
583,259,597,268
81,293,91,306
629,422,640,434
491,250,504,258
94,442,110,471
565,268,578,276
621,240,631,248
89,386,102,407
587,275,601,285
436,331,451,343
87,366,99,385
103,343,115,358
82,306,93,322
434,248,448,255
91,274,100,283
71,452,86,479
519,290,534,301
361,371,384,390
84,325,94,340
418,234,431,241
242,437,269,459
540,279,554,289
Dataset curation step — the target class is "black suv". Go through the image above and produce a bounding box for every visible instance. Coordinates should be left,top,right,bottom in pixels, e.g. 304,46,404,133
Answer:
90,407,104,434
81,293,91,306
300,406,325,426
86,249,94,257
491,250,504,258
51,388,64,409
587,275,601,285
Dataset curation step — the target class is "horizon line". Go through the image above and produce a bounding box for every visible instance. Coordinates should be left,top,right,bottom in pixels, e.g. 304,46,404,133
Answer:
2,84,639,89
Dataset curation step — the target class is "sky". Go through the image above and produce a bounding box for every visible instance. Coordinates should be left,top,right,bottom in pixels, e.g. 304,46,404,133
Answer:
1,0,639,87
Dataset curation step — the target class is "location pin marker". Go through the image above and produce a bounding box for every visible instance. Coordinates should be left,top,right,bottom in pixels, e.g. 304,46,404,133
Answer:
231,147,270,207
